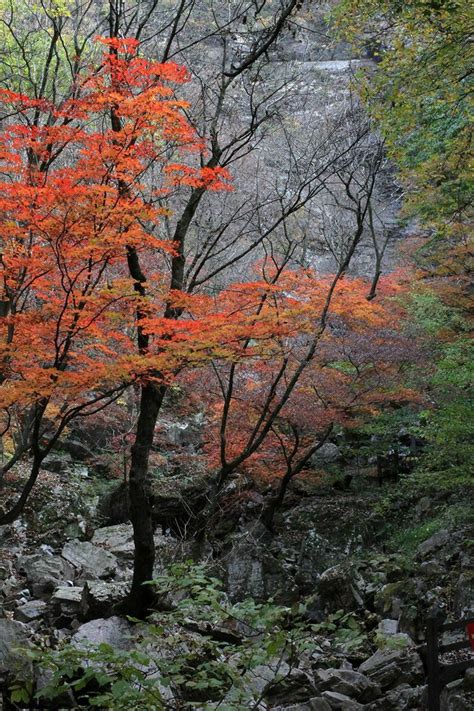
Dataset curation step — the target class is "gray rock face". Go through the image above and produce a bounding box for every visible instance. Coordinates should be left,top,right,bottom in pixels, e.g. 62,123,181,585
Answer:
315,668,381,702
50,586,83,622
80,580,130,619
0,619,32,681
454,571,474,616
92,524,135,560
18,553,73,598
464,668,474,692
297,531,345,592
365,683,426,710
41,453,73,473
310,443,341,466
61,540,117,580
91,523,169,564
71,616,132,649
225,537,297,603
245,660,291,696
15,599,47,622
307,701,332,711
378,619,399,636
321,690,363,709
318,564,364,613
358,647,423,690
417,530,451,557
244,661,315,706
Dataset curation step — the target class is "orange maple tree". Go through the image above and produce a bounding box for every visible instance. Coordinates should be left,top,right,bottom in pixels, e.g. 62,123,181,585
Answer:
0,38,237,513
0,37,422,614
184,266,420,527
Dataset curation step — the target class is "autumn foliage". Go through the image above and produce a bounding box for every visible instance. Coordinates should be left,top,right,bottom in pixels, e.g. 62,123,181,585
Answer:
0,36,421,546
0,38,236,434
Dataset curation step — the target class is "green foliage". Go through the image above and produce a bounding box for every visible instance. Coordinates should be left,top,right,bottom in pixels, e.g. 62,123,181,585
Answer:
421,337,473,468
378,489,472,554
375,630,411,650
17,564,309,709
311,610,368,652
333,0,473,234
14,564,382,708
0,0,97,98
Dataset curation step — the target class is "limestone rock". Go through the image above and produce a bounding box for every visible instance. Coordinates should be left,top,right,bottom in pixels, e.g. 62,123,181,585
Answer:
15,599,47,622
92,524,135,560
50,586,83,623
318,564,364,613
80,580,130,619
273,701,331,711
358,647,423,690
91,523,169,563
378,619,398,636
41,453,73,473
464,668,474,692
61,540,117,580
310,443,341,466
315,667,381,702
320,690,363,709
0,619,32,682
17,553,73,598
308,701,332,711
245,660,291,696
364,683,426,710
417,529,451,558
71,616,132,650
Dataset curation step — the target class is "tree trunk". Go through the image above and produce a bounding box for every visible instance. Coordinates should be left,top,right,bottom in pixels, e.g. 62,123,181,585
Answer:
125,382,164,617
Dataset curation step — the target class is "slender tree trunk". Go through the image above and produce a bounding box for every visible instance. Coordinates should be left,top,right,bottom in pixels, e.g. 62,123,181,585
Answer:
126,382,165,617
0,456,42,524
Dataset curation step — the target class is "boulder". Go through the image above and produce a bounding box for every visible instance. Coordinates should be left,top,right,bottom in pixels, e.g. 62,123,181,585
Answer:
61,540,117,580
15,599,47,623
296,531,344,592
377,619,398,636
50,586,83,623
71,616,132,650
243,661,315,706
225,536,296,603
41,453,73,473
308,701,331,711
0,619,32,682
80,581,130,619
92,524,135,560
244,660,291,696
440,679,474,711
91,523,170,564
417,529,451,558
358,647,423,690
310,443,341,466
318,564,364,613
364,683,426,710
61,438,95,460
315,668,381,702
420,559,446,576
454,572,474,616
320,690,363,709
374,581,406,618
17,553,73,598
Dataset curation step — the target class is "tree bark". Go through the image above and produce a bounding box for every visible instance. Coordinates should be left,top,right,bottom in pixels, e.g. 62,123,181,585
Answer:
125,382,165,617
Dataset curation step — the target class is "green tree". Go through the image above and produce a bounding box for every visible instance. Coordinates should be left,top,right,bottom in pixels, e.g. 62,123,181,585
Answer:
333,0,473,236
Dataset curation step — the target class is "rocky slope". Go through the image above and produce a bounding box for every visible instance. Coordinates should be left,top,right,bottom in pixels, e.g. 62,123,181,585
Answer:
0,461,472,709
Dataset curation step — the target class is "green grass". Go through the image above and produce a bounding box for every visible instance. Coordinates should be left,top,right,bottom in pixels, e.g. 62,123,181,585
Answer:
385,502,472,554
